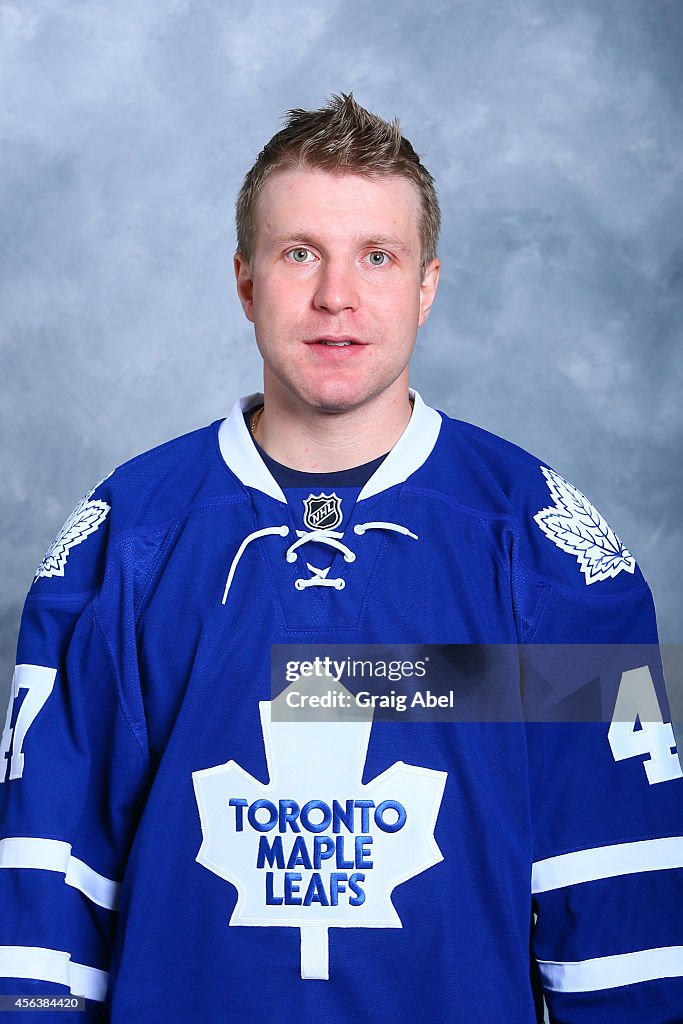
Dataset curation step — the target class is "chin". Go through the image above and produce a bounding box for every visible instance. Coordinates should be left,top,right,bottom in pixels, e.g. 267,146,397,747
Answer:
305,396,364,416
304,384,379,414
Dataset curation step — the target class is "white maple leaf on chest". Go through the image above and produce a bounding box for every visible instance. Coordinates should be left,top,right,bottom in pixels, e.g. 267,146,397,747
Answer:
192,687,447,980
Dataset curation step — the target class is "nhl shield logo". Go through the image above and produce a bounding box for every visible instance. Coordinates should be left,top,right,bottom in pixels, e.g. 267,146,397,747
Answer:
303,492,342,531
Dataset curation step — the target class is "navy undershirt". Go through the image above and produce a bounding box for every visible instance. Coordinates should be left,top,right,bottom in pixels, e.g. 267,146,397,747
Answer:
244,408,389,573
244,409,388,489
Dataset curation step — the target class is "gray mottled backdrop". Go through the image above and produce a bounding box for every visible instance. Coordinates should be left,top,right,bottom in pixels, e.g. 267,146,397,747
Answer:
1,0,681,719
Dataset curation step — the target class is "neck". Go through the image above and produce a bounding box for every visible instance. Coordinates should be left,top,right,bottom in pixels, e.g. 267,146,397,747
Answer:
254,382,413,472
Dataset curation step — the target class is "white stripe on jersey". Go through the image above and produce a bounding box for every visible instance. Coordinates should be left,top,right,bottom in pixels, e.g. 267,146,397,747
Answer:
0,837,120,910
538,946,683,992
0,945,108,1001
532,835,683,893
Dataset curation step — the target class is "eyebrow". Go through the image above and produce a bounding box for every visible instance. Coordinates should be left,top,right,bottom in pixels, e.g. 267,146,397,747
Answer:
269,233,414,256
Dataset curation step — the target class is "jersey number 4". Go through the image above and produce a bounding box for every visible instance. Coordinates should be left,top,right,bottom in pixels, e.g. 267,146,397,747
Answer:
609,665,682,785
0,665,57,783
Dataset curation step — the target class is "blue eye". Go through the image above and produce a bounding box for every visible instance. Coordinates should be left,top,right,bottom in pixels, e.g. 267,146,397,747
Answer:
288,248,312,263
367,251,388,266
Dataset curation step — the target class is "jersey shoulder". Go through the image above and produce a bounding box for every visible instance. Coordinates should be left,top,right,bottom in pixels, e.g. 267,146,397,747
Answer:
30,420,240,600
424,412,649,598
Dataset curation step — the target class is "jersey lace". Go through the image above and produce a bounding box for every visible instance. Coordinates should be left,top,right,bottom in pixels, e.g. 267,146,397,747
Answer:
221,521,418,604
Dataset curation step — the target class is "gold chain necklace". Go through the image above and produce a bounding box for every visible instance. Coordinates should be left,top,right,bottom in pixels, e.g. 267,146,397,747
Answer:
250,405,264,441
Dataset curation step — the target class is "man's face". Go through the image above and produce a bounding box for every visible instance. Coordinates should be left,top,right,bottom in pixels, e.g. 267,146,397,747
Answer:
234,168,440,416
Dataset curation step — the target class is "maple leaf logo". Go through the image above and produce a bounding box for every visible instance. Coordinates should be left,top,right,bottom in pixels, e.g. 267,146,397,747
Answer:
35,476,111,580
533,466,636,585
192,689,447,979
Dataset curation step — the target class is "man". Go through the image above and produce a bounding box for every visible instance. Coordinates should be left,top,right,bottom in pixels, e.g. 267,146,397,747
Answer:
0,93,681,1022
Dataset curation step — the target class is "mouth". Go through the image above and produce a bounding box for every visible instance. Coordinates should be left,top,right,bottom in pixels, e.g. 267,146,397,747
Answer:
306,337,362,347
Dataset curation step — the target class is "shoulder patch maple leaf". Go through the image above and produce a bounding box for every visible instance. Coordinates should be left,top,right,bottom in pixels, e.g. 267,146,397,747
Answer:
35,475,111,581
192,688,447,980
533,465,636,585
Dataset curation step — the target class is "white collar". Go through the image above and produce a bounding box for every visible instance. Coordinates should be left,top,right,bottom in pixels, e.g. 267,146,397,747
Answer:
217,389,442,503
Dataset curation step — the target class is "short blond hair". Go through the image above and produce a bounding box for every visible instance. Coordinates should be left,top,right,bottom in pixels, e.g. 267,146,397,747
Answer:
236,92,440,276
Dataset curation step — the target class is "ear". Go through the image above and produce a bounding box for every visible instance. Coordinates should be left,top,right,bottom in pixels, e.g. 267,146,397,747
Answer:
418,258,441,327
234,251,255,323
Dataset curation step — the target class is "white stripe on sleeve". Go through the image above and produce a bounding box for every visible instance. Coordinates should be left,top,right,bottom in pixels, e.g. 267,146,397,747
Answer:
532,836,683,893
538,946,683,993
0,946,108,1001
0,836,120,910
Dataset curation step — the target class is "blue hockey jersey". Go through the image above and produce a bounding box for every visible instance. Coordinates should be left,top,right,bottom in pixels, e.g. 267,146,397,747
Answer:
1,391,681,1023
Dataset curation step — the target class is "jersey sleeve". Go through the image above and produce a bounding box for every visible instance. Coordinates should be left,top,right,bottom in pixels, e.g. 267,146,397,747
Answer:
515,467,683,1022
0,481,151,1021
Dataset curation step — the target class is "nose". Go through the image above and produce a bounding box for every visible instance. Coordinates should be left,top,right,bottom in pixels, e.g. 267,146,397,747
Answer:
312,258,360,314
